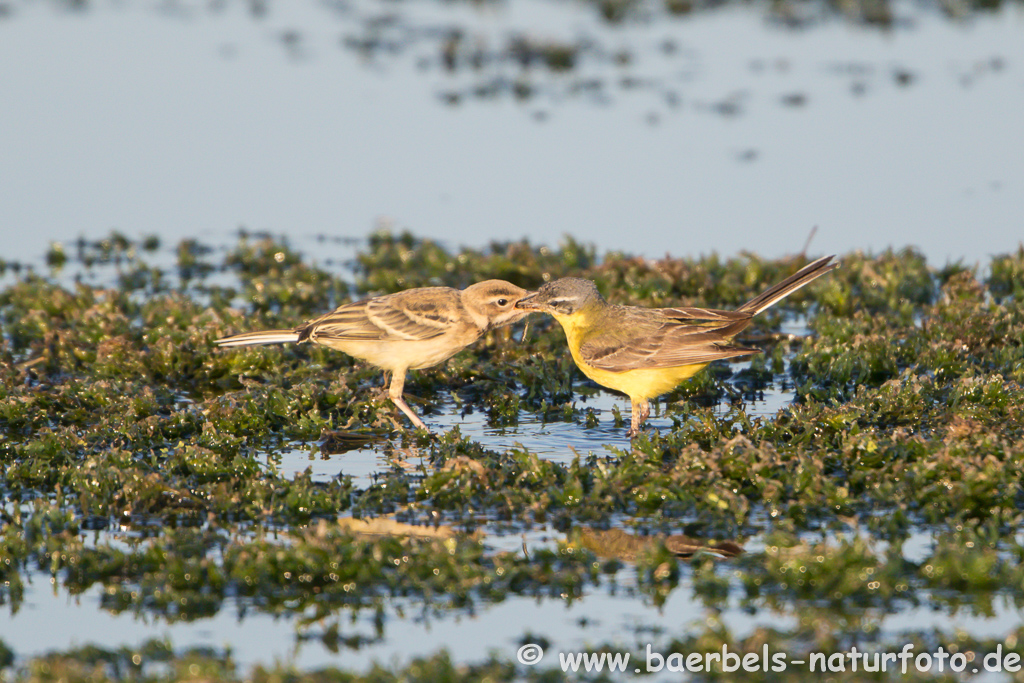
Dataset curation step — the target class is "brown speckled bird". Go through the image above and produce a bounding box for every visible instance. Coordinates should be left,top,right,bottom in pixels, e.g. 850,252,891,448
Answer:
216,279,531,431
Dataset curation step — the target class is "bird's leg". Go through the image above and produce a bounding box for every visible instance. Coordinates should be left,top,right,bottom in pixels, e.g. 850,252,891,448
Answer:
387,371,430,432
626,399,651,438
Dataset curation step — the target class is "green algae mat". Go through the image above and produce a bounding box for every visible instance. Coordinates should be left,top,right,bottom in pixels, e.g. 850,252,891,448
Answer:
3,232,1024,681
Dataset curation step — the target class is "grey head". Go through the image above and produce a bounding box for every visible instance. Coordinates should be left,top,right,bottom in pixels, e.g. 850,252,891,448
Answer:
515,277,605,316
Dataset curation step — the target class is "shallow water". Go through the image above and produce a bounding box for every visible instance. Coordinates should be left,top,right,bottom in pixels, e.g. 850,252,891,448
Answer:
7,333,1019,673
4,527,1022,675
3,0,1024,676
275,363,792,488
1,0,1023,268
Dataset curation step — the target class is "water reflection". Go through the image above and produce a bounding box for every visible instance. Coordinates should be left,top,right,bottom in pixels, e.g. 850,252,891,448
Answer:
2,0,1024,674
575,526,745,560
273,356,800,488
1,0,1022,267
3,522,1022,672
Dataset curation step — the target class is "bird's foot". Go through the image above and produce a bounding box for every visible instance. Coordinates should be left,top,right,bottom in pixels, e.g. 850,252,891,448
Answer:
390,395,432,434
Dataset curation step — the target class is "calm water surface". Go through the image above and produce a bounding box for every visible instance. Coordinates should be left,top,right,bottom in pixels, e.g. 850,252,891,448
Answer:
1,0,1022,267
2,0,1024,674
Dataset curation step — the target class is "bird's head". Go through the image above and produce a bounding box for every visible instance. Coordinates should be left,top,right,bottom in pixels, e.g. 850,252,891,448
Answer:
515,278,604,320
462,280,532,330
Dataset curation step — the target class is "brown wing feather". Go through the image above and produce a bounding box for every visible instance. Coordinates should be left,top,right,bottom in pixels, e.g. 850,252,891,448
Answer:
655,306,746,322
578,306,758,372
369,289,464,339
300,288,462,343
300,304,388,341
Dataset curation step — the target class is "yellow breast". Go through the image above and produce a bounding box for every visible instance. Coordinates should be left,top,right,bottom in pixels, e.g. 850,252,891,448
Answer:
555,311,707,402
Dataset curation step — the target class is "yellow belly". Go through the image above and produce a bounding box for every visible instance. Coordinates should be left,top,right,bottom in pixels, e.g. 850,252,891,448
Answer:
557,314,707,401
575,361,706,401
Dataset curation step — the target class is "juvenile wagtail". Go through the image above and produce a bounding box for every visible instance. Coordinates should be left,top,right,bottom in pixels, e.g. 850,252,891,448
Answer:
516,255,837,437
215,280,531,432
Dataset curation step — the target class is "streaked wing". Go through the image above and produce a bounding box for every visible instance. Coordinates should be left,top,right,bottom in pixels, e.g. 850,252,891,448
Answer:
301,302,388,341
579,307,758,372
655,306,747,323
367,289,464,340
303,288,462,342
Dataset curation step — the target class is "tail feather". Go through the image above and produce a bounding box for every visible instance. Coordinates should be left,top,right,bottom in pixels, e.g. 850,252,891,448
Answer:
737,255,837,315
215,330,301,347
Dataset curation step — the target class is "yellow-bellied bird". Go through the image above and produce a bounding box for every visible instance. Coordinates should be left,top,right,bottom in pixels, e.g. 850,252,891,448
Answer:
516,256,837,437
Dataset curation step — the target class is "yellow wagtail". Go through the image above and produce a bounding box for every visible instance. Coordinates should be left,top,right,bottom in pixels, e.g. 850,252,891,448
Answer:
516,255,837,437
215,280,531,432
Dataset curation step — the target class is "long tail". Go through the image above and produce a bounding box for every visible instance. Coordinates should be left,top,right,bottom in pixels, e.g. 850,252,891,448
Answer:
214,330,301,347
737,255,837,315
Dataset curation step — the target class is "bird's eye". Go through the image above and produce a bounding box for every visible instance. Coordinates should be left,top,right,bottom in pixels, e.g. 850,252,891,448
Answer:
497,298,509,306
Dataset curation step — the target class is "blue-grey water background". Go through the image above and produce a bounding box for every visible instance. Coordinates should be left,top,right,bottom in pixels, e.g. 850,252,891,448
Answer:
2,0,1024,675
1,0,1022,268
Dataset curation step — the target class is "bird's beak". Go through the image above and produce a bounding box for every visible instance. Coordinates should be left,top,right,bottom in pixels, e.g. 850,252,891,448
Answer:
515,292,543,310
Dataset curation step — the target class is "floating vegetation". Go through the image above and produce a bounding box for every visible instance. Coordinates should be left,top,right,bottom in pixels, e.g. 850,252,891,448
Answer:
4,231,1024,675
6,0,1007,118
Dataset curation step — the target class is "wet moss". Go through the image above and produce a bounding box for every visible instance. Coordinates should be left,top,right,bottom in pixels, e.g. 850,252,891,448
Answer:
5,233,1024,673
